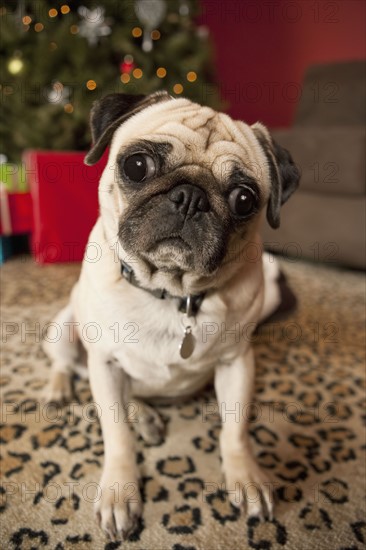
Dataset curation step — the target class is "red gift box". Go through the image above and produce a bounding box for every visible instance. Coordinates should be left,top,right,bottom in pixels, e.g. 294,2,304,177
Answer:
23,150,107,263
0,185,33,236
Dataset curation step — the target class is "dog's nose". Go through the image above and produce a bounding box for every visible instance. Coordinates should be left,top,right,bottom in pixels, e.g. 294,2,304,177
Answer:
169,184,209,219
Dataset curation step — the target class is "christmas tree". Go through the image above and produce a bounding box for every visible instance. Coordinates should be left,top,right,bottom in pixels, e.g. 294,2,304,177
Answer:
1,0,220,162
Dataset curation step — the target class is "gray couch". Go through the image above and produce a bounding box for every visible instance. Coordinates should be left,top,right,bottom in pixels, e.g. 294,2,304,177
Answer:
262,60,365,269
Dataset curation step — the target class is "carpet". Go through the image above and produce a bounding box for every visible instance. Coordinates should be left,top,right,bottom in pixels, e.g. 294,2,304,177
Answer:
1,256,365,550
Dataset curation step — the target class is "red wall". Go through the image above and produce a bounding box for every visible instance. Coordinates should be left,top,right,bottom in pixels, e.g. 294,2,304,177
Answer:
201,0,366,127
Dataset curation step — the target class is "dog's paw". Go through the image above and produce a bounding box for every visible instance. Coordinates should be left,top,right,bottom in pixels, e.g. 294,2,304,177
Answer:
95,468,142,541
42,371,73,406
222,452,274,520
132,401,166,446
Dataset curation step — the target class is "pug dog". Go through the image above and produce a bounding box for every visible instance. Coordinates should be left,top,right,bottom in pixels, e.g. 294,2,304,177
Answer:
43,91,299,540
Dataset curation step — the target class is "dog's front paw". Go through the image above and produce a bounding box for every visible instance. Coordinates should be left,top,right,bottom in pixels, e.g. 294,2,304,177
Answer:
222,452,274,520
95,468,142,541
132,401,166,446
42,371,73,406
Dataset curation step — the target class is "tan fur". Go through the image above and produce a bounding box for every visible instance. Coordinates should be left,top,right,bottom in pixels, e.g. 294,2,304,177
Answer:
43,97,283,540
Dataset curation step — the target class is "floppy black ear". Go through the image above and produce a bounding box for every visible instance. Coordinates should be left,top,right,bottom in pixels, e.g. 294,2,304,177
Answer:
252,123,300,229
85,91,172,165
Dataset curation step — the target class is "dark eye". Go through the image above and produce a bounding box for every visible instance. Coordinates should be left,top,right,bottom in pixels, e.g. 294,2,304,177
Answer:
123,154,155,183
228,186,257,217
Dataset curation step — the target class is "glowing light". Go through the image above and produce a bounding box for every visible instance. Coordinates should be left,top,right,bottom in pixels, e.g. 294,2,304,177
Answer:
86,80,97,90
173,84,183,94
133,68,143,79
35,23,44,32
61,5,70,14
156,67,167,78
64,103,74,113
151,30,160,40
120,73,130,84
8,58,24,75
49,8,58,17
49,42,58,50
22,15,32,24
70,25,79,34
124,54,134,63
187,71,197,82
132,27,142,38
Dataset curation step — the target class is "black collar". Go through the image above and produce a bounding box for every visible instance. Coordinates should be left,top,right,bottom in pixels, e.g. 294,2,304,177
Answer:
121,260,206,316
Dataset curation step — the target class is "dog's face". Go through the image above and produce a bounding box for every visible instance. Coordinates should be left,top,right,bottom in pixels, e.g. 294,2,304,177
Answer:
86,92,299,285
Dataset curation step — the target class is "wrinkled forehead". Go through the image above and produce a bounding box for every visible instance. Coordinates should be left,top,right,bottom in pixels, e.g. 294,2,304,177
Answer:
110,98,268,183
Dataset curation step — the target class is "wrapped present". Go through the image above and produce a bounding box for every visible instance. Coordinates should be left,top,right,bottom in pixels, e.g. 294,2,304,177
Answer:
0,163,28,192
0,185,33,236
23,150,106,263
0,164,32,263
0,162,32,237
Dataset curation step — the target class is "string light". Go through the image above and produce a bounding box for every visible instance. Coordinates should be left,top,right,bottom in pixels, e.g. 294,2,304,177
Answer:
156,67,167,78
48,9,58,18
187,71,197,82
151,30,160,40
86,80,97,90
120,74,130,84
49,42,58,50
61,5,70,14
132,27,142,38
8,57,24,75
22,15,32,24
173,84,183,94
64,103,73,113
133,68,143,79
35,23,44,32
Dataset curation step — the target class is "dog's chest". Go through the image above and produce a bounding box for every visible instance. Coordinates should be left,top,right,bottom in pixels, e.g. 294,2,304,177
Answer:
74,245,262,399
111,295,234,385
76,282,243,397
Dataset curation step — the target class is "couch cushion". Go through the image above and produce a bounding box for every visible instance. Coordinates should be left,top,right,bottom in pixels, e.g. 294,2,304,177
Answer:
294,60,365,126
271,127,365,196
261,191,366,269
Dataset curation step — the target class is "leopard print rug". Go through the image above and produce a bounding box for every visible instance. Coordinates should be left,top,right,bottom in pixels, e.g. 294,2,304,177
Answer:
1,257,365,550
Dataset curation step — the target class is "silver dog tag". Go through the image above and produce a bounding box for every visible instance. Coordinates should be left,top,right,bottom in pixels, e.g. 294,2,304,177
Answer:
180,326,195,359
